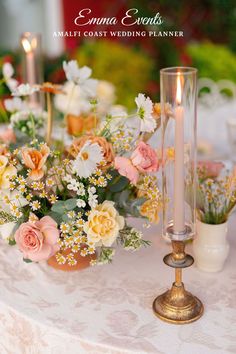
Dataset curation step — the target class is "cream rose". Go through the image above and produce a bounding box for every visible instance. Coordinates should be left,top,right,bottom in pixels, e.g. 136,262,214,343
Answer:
84,201,124,247
0,155,17,189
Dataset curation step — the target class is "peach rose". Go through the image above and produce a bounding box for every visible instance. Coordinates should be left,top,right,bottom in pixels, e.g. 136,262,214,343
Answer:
22,144,50,180
114,156,139,185
0,128,16,144
69,135,114,168
198,161,224,179
84,201,124,247
0,155,17,189
131,141,159,173
14,216,60,262
140,199,162,224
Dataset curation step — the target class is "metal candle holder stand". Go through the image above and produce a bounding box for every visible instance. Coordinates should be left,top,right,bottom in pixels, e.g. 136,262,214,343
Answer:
153,229,204,324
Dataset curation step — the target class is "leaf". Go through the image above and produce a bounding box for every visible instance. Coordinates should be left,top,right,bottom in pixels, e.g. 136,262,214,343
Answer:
8,239,16,246
48,211,63,224
51,201,66,214
23,258,32,263
64,198,77,210
109,176,129,193
62,214,69,222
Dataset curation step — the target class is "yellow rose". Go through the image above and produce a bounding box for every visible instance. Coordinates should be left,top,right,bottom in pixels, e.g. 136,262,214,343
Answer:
140,199,162,224
84,201,124,247
0,156,17,189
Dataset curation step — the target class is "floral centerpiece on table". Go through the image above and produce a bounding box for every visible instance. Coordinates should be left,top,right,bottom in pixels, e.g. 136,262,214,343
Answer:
196,161,236,224
0,60,162,268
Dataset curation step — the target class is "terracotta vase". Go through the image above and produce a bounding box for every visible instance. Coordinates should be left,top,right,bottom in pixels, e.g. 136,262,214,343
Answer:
47,248,96,272
66,114,97,136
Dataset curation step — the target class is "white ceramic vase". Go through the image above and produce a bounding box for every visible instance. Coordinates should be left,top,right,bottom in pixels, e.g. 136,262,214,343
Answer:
193,220,229,272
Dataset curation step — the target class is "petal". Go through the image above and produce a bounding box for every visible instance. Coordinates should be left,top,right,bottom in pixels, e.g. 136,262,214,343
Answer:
7,78,18,92
2,63,14,79
22,149,35,169
40,216,57,228
43,227,60,245
29,169,44,181
78,66,92,82
28,244,52,262
1,165,17,189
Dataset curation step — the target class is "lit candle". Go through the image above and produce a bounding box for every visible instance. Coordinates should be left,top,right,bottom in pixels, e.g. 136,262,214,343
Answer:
22,35,37,105
22,37,36,85
173,73,185,233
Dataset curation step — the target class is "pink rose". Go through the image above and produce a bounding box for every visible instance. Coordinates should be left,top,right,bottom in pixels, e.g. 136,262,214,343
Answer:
114,156,139,185
131,141,159,173
198,161,224,179
0,128,16,144
14,216,60,262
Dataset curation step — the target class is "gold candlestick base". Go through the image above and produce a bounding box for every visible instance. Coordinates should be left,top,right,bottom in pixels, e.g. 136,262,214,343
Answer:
153,239,204,324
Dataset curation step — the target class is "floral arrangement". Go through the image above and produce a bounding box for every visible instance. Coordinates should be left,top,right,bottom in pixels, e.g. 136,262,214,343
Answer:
197,161,236,224
0,59,162,268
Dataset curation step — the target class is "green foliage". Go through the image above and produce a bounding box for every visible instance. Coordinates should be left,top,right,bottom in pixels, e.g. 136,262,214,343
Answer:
51,199,77,214
108,175,130,193
187,42,236,82
8,239,16,246
75,40,154,109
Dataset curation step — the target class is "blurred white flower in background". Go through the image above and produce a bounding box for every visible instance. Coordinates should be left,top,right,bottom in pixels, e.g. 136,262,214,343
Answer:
2,62,18,92
12,83,39,97
63,60,97,96
135,93,156,133
97,80,115,108
54,81,92,116
10,108,47,126
4,97,26,112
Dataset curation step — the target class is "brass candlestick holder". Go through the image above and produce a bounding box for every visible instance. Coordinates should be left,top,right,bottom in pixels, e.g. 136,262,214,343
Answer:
153,236,204,324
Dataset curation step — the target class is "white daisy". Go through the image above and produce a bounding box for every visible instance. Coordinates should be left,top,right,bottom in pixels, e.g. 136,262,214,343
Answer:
63,60,97,96
12,83,39,97
72,141,103,178
0,190,28,212
135,93,156,133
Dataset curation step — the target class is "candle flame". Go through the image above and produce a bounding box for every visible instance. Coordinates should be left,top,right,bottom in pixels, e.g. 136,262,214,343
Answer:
22,38,32,53
176,73,182,105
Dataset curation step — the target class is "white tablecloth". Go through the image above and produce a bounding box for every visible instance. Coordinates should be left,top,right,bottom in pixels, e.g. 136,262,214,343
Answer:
0,218,235,354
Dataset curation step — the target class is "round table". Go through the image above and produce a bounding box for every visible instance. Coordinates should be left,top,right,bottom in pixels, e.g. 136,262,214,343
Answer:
0,218,235,354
